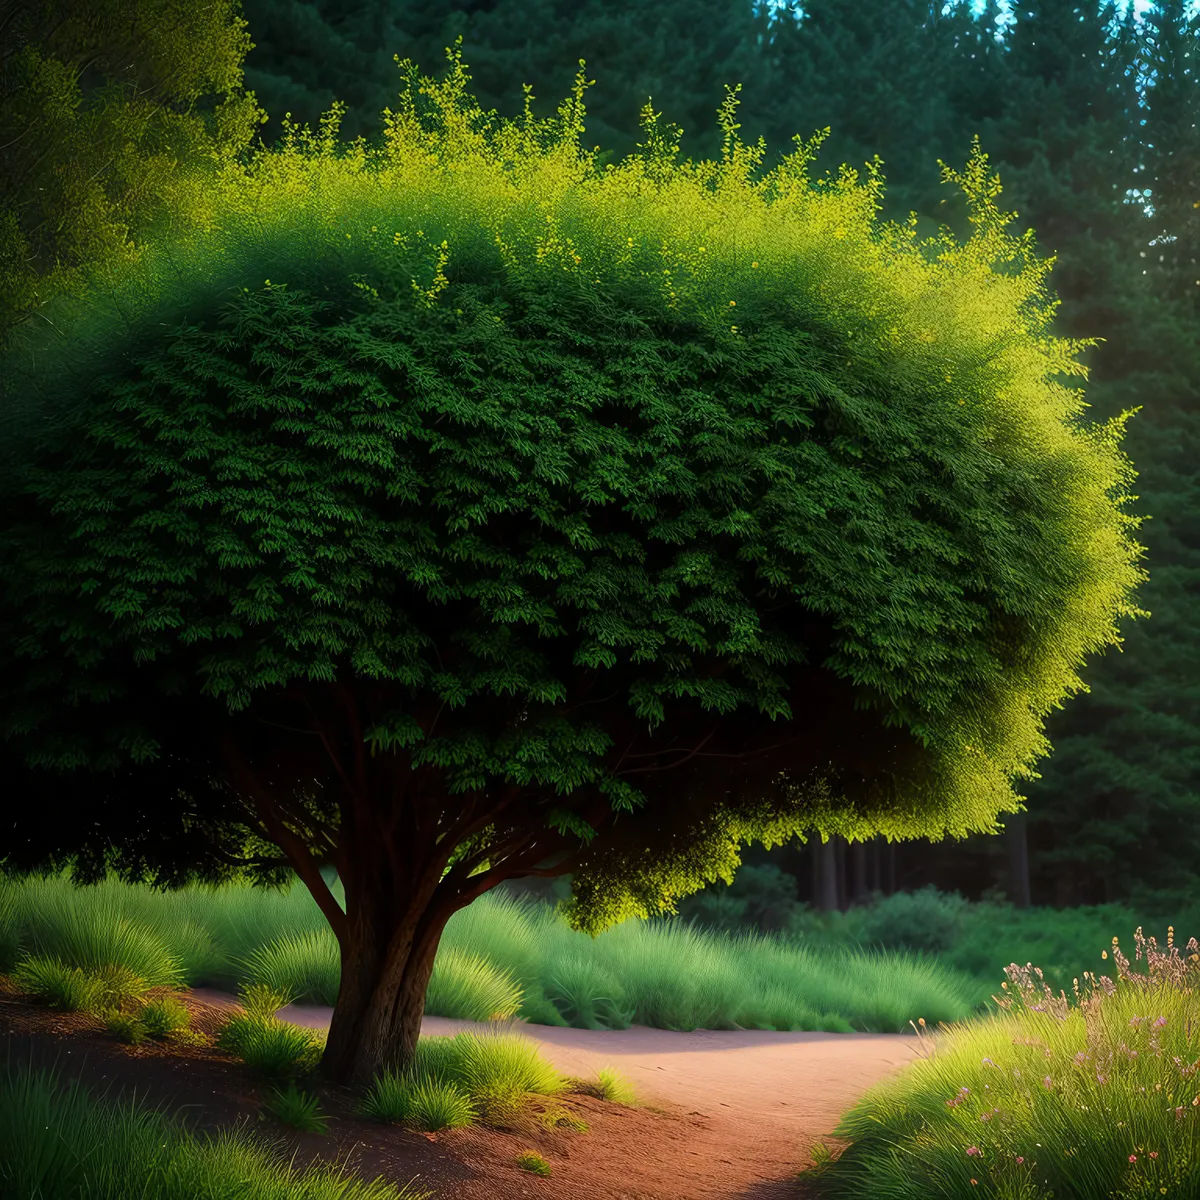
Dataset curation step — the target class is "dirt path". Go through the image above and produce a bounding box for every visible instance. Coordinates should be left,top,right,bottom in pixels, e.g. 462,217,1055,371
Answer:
187,987,930,1198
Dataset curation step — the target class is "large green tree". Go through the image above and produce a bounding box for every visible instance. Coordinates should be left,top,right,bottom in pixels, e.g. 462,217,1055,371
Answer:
0,48,1145,1082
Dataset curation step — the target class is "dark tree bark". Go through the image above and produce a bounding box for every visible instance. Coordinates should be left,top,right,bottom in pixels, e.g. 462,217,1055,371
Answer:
815,836,839,911
849,840,868,906
1007,811,1032,909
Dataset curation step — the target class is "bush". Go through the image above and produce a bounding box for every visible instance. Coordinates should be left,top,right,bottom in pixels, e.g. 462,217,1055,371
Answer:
853,887,970,956
19,888,184,989
595,1066,638,1105
90,963,150,1009
678,863,800,935
0,884,21,972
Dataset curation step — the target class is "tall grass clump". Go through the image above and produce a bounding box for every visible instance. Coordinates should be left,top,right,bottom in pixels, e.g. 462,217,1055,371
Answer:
802,927,1200,1199
217,983,324,1078
13,877,183,988
359,1029,567,1130
0,883,21,971
0,1060,431,1199
241,929,341,1006
424,946,524,1022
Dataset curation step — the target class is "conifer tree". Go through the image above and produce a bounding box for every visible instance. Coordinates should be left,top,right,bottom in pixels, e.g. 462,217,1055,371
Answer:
0,0,268,349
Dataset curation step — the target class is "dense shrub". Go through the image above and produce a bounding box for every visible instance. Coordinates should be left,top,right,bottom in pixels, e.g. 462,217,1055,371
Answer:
853,886,970,955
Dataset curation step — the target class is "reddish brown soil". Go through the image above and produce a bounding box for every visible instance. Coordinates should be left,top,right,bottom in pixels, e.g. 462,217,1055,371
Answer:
0,981,927,1199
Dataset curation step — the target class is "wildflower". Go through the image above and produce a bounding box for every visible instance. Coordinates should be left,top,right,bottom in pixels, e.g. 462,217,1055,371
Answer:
1130,1155,1137,1163
966,1146,981,1157
1154,1016,1168,1029
1015,1157,1024,1165
1043,1076,1053,1088
1150,1151,1159,1159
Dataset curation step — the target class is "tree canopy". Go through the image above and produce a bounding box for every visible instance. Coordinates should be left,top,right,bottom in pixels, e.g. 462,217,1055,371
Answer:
0,42,1147,1080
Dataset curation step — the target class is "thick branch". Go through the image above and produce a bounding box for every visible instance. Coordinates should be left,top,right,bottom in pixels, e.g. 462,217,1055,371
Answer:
221,734,348,949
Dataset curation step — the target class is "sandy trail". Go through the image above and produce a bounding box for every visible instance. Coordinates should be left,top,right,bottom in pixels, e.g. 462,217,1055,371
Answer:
190,987,930,1197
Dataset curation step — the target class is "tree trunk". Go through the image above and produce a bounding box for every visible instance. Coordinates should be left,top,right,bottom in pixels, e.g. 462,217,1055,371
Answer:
835,836,848,912
849,840,868,906
1007,811,1032,909
815,837,839,911
320,892,455,1088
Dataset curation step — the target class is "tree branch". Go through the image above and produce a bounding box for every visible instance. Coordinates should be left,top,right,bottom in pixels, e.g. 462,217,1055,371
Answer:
221,734,348,949
614,724,720,774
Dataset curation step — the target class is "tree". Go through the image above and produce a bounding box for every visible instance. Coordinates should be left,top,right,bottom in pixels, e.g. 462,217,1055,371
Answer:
235,0,772,166
0,44,1147,1084
0,0,269,350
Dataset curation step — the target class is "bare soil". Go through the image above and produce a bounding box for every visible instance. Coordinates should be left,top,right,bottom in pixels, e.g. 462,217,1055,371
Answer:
0,981,927,1199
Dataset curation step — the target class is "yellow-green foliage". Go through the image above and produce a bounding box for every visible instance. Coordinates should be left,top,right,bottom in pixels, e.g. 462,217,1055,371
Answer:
0,41,1146,936
0,0,268,348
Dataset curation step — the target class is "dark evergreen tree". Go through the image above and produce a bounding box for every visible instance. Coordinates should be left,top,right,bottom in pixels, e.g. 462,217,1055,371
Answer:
1132,0,1200,308
0,0,268,349
235,0,773,167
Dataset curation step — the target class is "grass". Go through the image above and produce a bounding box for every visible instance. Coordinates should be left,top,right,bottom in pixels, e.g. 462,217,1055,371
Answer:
595,1066,638,1105
0,869,990,1035
0,1059,432,1200
218,1011,325,1078
359,1029,569,1131
515,1150,552,1176
263,1081,330,1133
800,926,1200,1199
6,868,1198,1194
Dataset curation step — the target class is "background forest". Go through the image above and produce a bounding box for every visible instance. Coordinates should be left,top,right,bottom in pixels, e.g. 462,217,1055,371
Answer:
2,0,1196,921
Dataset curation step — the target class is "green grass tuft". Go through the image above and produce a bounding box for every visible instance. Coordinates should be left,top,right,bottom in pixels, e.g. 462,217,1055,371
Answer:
138,994,192,1039
514,1150,552,1176
595,1066,638,1106
12,956,105,1011
218,1012,324,1079
263,1082,329,1134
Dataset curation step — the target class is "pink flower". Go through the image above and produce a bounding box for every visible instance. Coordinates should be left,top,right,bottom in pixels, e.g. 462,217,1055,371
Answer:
1150,1151,1159,1159
1015,1156,1024,1165
966,1146,981,1157
1129,1154,1137,1163
1043,1076,1053,1088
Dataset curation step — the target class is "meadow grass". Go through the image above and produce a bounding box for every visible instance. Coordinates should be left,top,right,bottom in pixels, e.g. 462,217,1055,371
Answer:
0,1059,432,1200
801,926,1200,1199
0,869,988,1034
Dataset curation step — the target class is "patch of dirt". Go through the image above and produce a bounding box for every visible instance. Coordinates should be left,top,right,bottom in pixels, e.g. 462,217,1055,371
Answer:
0,980,924,1199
